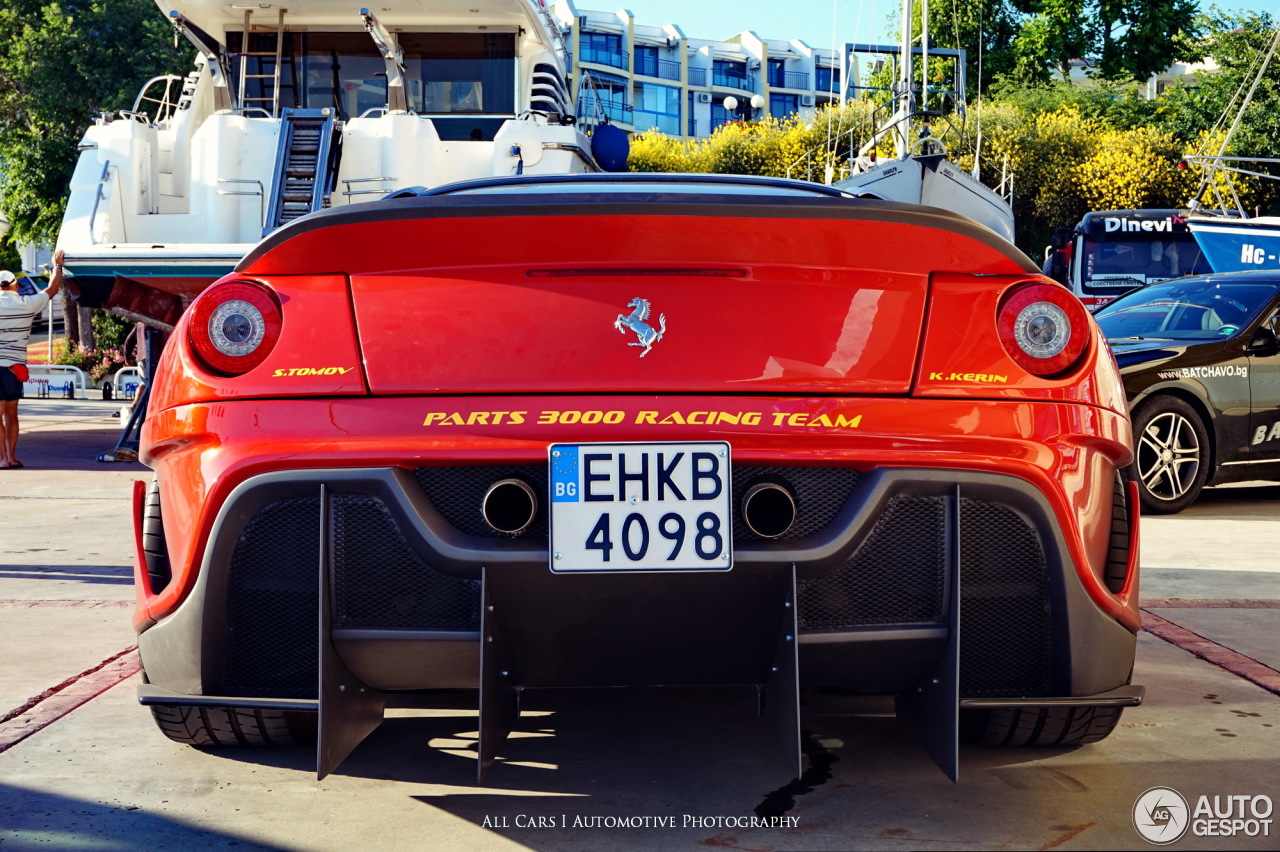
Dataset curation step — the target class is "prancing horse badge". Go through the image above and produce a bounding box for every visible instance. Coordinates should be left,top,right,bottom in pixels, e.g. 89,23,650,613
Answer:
613,297,666,357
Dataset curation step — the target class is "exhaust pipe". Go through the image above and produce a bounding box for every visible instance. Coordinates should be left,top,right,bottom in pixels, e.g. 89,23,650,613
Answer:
482,478,538,535
742,483,796,539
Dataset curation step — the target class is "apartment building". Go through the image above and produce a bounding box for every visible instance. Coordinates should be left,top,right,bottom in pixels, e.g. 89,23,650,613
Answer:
550,2,852,138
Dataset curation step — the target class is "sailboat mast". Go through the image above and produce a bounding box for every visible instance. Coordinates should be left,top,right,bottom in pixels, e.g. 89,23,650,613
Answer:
897,0,913,158
921,0,929,117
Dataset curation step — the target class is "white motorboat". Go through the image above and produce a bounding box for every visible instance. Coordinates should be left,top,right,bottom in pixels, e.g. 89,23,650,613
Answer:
60,0,604,327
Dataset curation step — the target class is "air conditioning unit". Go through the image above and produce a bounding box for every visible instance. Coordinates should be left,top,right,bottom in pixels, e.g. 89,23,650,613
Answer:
696,92,712,104
800,94,816,107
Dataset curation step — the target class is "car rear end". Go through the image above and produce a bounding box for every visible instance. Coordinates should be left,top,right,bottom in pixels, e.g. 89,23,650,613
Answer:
131,175,1143,779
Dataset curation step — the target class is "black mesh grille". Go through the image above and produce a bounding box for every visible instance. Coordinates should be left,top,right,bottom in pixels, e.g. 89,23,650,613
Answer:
413,464,860,542
223,497,320,699
331,494,481,630
958,499,1051,697
415,465,548,538
731,467,860,541
797,495,947,629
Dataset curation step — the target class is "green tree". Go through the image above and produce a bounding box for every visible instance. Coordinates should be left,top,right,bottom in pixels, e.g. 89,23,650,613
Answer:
1153,11,1280,214
1094,0,1201,81
0,1,192,244
918,0,1201,93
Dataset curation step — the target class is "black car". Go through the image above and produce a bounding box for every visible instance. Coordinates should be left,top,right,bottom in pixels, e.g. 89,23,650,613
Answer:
1094,271,1280,513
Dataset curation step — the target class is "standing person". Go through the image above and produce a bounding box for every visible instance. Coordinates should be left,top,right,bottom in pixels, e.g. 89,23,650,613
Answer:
0,249,65,468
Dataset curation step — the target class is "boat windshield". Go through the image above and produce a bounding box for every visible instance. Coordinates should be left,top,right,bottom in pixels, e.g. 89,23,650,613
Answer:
231,31,516,134
1094,279,1277,341
1080,234,1211,292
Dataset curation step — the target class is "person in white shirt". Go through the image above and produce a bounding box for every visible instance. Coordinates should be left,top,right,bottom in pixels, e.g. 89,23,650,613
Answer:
0,249,64,468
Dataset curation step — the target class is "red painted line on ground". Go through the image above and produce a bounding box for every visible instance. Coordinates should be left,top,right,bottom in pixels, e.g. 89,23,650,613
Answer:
1142,599,1280,609
0,599,132,608
1038,822,1095,851
0,648,140,755
1141,610,1280,697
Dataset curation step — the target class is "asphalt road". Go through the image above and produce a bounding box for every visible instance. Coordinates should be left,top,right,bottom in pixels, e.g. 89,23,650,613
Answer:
0,397,1277,851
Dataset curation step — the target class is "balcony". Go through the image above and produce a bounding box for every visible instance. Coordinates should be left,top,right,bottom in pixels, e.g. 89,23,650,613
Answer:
767,70,811,90
688,67,707,87
580,45,629,70
712,68,757,93
785,71,810,89
596,99,633,124
635,55,682,81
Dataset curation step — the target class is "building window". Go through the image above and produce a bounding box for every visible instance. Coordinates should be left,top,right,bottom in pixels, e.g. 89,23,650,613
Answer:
713,60,756,92
710,102,735,132
580,70,631,123
770,92,799,118
767,58,786,88
816,65,841,93
580,31,628,70
633,81,680,134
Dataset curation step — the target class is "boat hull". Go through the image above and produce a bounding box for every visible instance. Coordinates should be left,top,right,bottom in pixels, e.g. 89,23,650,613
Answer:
835,154,1015,243
1187,217,1280,273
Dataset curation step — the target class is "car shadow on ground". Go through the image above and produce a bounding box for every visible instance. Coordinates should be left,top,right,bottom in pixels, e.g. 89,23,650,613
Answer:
188,686,1077,797
0,782,291,850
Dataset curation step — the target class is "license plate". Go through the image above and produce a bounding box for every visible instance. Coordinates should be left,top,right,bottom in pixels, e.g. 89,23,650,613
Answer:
549,441,732,572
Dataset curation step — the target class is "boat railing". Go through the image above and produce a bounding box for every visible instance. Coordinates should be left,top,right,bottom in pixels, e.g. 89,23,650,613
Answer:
343,177,397,197
1184,154,1280,217
216,179,265,231
88,161,121,244
131,75,186,125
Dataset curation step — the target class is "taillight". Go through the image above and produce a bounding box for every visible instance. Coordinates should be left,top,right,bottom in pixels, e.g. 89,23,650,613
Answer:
996,282,1089,377
188,280,282,376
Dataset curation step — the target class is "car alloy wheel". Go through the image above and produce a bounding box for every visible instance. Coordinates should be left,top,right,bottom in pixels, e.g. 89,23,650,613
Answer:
1133,397,1209,514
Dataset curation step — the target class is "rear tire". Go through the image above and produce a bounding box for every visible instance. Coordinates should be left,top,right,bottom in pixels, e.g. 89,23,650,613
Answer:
960,705,1124,747
149,704,317,747
142,477,172,593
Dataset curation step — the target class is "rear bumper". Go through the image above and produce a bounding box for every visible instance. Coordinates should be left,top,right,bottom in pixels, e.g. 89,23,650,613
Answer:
137,461,1137,705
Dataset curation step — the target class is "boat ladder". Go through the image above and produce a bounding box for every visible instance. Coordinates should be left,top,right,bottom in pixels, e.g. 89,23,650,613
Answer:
237,8,295,117
264,109,339,236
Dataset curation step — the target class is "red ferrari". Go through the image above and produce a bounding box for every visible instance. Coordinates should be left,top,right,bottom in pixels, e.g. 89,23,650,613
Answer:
131,174,1143,781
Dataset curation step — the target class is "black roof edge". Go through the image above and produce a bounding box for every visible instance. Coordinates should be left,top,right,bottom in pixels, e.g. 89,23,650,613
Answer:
415,172,856,198
238,174,1038,273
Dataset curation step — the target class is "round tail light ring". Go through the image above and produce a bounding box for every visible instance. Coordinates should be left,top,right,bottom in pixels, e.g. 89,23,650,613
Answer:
189,280,283,376
997,282,1090,378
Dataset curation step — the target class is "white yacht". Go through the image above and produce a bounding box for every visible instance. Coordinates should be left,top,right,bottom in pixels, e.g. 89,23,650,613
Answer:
60,0,602,327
